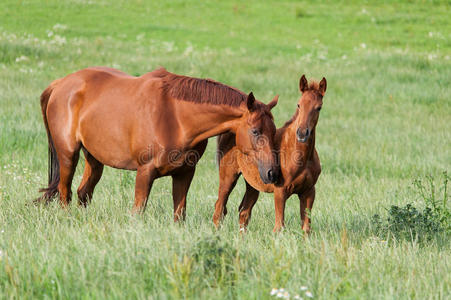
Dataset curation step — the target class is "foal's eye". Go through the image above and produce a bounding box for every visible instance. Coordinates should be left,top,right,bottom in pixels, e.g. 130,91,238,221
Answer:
316,106,322,112
251,129,260,136
297,104,300,109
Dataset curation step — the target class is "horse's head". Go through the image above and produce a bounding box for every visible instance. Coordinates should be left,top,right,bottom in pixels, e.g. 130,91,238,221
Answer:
235,92,280,184
295,75,327,143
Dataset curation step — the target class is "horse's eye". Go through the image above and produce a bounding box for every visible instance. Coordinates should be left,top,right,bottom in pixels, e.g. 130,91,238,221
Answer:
251,129,259,136
297,104,300,109
316,106,322,112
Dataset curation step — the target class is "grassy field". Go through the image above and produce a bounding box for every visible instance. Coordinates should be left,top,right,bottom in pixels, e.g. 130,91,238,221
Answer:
0,0,450,298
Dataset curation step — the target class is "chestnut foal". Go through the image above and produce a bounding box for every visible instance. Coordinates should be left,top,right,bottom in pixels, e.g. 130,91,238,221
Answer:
214,75,326,233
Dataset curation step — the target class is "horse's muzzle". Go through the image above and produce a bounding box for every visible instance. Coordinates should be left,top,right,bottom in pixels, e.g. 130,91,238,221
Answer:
296,127,310,143
258,164,280,184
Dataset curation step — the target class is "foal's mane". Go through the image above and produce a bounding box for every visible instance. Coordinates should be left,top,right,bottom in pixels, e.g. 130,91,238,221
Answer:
157,68,247,107
282,80,320,128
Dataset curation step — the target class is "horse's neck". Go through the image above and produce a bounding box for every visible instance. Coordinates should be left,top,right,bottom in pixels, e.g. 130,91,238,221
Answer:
282,124,316,166
178,103,244,148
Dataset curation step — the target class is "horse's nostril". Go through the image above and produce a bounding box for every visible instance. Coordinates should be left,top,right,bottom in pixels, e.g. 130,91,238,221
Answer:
305,128,310,136
267,169,273,181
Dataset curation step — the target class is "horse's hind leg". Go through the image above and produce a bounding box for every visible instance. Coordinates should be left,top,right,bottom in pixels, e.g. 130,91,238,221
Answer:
56,147,80,207
238,181,260,231
77,148,104,206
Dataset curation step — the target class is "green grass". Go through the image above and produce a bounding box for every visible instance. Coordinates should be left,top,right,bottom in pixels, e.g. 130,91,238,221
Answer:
0,0,450,298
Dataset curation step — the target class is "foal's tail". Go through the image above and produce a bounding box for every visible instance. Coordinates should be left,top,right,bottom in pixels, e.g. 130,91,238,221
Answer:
36,81,61,203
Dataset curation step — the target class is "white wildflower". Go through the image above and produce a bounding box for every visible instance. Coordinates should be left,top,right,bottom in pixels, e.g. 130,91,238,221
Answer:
270,288,279,296
15,55,28,62
163,41,174,52
428,32,433,37
305,291,313,298
276,291,284,298
53,23,67,31
283,291,290,299
360,43,366,49
183,45,193,56
294,295,303,300
52,35,66,46
300,286,308,291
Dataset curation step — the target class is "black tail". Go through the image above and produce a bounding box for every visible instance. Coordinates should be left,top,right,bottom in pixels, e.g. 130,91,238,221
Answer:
36,83,60,203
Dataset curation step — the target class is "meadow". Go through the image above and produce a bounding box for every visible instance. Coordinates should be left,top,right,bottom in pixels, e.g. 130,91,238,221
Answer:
0,0,450,298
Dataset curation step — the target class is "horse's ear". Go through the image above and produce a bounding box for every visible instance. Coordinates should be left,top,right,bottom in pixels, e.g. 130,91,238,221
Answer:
299,75,308,93
247,92,256,111
267,95,278,110
319,77,327,96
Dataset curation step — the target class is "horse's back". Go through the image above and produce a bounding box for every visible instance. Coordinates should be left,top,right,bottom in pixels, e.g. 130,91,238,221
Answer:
43,67,168,170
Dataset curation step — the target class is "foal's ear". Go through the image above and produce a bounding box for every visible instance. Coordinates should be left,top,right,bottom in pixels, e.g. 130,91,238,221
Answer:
319,77,327,96
246,92,256,111
267,95,279,110
299,74,308,93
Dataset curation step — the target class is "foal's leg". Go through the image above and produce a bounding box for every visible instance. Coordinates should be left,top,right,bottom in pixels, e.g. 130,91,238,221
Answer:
212,170,240,228
77,149,104,206
238,181,260,231
273,188,289,232
171,167,196,222
298,187,315,235
132,163,158,213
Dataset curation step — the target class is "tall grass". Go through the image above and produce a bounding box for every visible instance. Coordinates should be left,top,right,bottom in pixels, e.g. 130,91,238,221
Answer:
0,0,450,298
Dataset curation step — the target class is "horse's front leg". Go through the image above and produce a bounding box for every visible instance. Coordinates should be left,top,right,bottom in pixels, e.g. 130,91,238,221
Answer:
238,181,260,231
273,188,289,232
132,163,158,213
171,167,196,222
212,169,240,228
298,187,315,235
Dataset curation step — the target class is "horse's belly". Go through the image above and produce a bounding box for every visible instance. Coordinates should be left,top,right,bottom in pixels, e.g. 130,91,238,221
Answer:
77,113,141,170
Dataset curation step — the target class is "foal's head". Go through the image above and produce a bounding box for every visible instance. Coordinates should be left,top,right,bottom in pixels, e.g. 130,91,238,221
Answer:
235,92,279,184
295,75,327,143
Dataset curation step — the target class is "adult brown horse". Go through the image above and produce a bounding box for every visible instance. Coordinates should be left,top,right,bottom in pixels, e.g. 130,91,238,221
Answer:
213,75,326,233
37,67,280,221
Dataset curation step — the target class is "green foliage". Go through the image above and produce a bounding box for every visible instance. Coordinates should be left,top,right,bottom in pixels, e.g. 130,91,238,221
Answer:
191,235,240,288
373,172,450,243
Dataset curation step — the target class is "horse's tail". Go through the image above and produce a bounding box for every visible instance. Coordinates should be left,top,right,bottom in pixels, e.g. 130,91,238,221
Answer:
36,80,61,203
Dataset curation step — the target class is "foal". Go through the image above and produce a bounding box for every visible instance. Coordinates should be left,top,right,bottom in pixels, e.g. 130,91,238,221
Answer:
214,75,326,233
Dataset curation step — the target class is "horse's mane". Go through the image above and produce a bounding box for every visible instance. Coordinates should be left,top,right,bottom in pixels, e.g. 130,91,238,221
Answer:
156,68,247,107
282,80,320,128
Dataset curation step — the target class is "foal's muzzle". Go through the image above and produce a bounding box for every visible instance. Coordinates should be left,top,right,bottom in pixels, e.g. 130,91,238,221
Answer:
296,127,310,143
